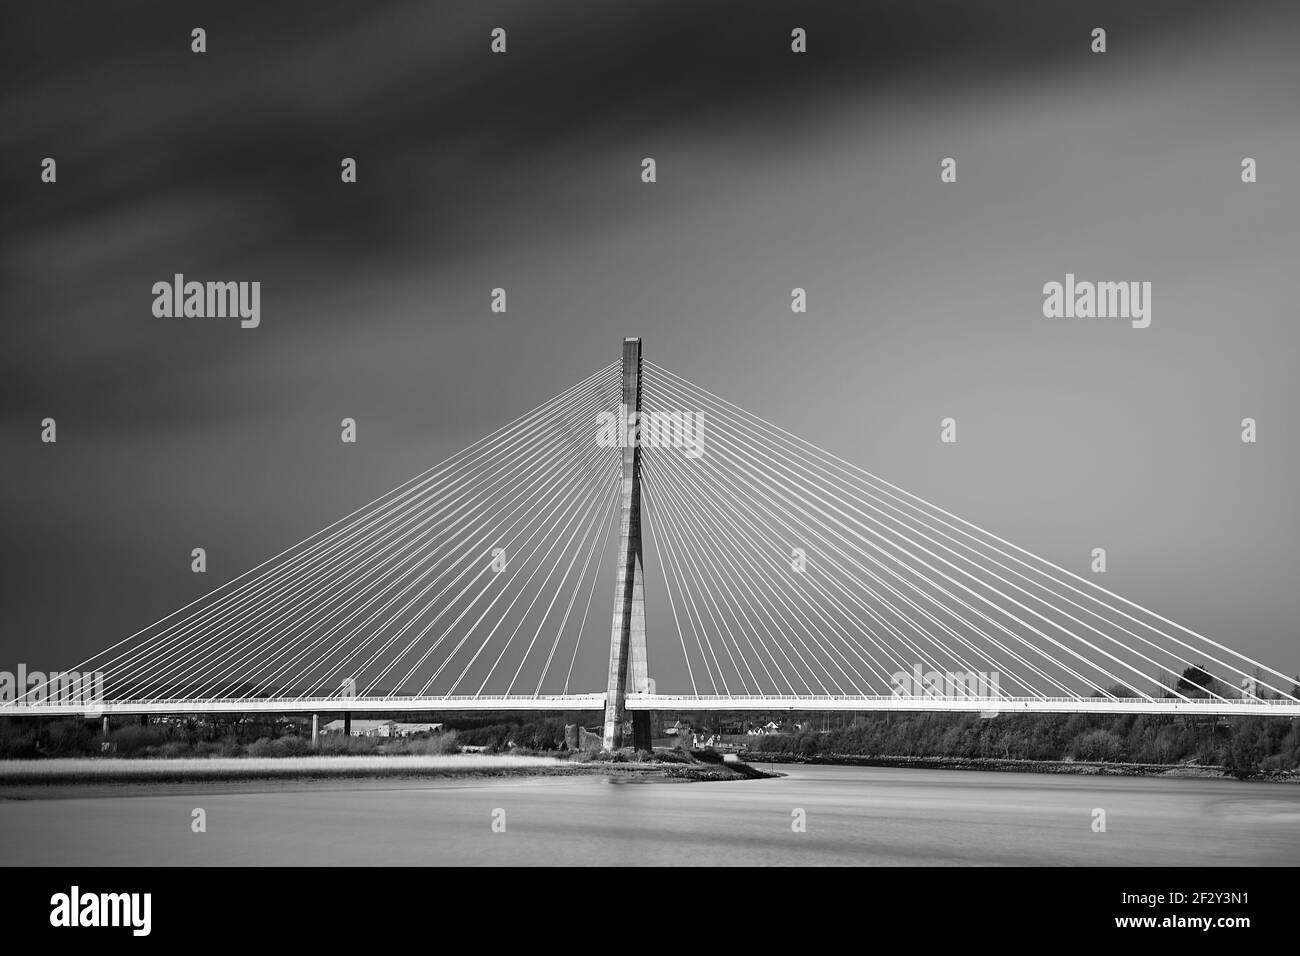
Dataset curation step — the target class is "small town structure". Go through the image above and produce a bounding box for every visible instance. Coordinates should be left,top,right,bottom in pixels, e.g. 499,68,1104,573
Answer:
321,719,443,738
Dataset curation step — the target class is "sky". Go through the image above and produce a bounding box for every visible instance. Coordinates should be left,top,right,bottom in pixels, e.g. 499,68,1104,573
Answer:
2,1,1299,695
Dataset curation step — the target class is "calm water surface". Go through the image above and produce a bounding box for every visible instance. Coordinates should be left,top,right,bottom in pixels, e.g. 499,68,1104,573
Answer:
2,765,1297,865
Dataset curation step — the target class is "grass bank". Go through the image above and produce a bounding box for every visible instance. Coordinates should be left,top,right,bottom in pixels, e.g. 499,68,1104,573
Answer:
0,751,777,788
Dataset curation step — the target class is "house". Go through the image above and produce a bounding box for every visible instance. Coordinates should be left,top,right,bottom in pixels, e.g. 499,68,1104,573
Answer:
321,719,396,737
664,719,691,736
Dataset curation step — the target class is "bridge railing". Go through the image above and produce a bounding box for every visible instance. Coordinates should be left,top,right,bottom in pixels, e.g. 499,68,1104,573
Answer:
0,693,608,711
628,693,1300,707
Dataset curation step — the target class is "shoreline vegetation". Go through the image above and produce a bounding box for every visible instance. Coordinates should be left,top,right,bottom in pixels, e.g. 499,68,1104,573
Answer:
0,750,776,789
3,703,1298,787
742,709,1300,781
745,752,1300,783
3,750,1293,792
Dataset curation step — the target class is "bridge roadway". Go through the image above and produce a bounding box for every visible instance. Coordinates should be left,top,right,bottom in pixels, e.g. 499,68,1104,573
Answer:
4,694,1299,718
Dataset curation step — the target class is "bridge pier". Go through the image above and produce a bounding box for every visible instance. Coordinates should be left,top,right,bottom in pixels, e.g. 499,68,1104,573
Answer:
631,710,652,752
604,337,652,751
311,713,319,749
343,711,351,737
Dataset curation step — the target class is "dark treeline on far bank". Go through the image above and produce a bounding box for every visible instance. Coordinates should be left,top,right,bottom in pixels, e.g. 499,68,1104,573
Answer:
4,701,1299,775
0,712,603,760
745,711,1300,774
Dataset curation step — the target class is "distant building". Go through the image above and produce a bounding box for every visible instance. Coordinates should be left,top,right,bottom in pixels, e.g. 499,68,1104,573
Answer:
322,719,395,737
391,722,443,737
320,719,444,738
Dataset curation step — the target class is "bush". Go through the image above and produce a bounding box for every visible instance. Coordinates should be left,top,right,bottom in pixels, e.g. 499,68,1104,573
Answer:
240,735,312,758
1072,729,1126,762
245,737,277,758
383,731,460,756
319,734,379,755
43,719,95,756
272,735,312,757
109,725,170,756
651,749,692,764
0,728,39,759
193,737,242,758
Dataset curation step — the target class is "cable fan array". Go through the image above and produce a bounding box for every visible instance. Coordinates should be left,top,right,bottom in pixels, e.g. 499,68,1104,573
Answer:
638,361,1298,705
13,357,1298,711
27,363,625,704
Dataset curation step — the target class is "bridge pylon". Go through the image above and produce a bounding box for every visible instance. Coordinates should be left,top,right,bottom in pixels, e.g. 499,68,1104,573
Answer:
603,337,652,751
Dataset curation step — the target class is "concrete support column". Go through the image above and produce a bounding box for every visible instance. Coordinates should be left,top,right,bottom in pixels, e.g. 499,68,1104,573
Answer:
311,713,319,750
343,711,351,737
102,716,110,739
604,337,651,751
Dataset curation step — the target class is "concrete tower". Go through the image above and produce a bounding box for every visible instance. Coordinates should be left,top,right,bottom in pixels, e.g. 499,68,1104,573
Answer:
603,337,652,751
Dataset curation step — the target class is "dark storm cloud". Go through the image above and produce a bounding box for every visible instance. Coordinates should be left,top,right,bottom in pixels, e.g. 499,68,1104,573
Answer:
0,0,1243,420
0,0,1241,265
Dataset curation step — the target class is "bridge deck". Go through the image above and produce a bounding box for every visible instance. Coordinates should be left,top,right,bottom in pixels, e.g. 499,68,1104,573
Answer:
4,694,1299,718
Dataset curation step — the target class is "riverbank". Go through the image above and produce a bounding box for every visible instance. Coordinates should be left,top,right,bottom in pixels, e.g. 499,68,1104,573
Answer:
746,751,1300,782
0,753,776,793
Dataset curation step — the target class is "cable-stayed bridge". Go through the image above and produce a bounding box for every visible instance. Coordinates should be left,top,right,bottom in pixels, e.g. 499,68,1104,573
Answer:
7,338,1299,747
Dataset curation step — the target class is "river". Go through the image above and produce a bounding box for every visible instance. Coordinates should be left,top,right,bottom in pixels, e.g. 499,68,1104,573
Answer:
2,765,1297,865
